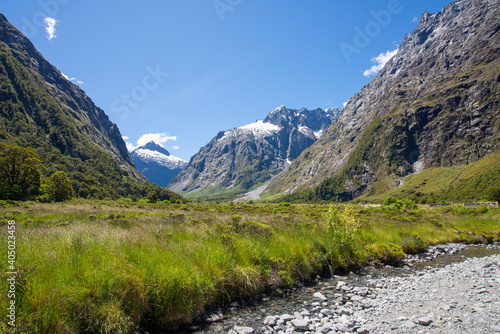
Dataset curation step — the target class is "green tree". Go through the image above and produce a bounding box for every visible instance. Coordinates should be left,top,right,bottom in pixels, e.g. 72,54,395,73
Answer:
47,171,74,202
484,186,500,202
0,144,45,200
146,191,158,203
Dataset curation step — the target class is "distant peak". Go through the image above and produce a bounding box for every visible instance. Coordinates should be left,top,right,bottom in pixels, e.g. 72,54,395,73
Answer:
136,141,171,156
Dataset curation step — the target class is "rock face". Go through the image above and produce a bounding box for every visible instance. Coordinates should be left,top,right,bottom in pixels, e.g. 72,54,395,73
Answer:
169,106,340,197
131,142,187,188
0,13,143,180
267,0,500,198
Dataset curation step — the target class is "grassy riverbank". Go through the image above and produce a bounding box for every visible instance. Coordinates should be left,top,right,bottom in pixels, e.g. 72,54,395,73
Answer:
1,200,499,333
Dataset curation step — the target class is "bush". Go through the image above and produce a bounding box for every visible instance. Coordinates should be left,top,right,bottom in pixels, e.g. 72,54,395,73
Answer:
326,205,360,249
374,243,406,264
484,187,500,202
401,233,428,254
383,196,416,210
146,191,158,203
46,171,74,202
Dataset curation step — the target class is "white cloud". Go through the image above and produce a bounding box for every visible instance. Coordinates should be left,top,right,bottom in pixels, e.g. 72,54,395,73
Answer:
125,142,136,152
172,146,180,151
137,133,177,147
44,17,58,41
343,101,348,108
62,72,84,85
123,133,178,152
363,48,398,77
413,17,419,23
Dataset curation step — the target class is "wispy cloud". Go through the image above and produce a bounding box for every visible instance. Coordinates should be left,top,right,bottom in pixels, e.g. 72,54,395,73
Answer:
62,72,84,85
172,146,180,151
363,48,398,77
123,133,178,152
413,17,419,23
44,17,58,40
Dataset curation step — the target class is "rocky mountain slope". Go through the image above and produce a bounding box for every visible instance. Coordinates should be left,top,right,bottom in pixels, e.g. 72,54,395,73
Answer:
0,14,142,180
266,0,500,201
0,13,187,201
169,106,340,198
131,141,187,188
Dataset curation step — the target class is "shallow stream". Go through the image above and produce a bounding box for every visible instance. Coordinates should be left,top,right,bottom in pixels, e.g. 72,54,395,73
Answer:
168,243,500,334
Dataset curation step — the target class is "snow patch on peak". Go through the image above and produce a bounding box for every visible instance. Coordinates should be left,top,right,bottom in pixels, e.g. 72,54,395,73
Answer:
134,149,187,170
219,120,281,141
240,120,281,133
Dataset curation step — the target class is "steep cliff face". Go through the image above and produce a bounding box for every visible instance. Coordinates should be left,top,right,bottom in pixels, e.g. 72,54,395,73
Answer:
169,106,340,197
267,0,500,199
131,142,187,188
0,13,142,179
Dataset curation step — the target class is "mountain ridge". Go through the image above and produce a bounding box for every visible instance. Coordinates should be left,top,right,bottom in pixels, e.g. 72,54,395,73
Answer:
0,13,185,202
265,0,500,201
0,13,142,180
168,106,340,199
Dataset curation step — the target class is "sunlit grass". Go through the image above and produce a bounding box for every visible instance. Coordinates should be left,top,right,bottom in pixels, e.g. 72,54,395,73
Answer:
0,201,499,333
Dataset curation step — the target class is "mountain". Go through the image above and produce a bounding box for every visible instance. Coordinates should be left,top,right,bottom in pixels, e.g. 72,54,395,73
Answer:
169,106,340,199
131,142,187,188
0,13,184,202
266,0,500,202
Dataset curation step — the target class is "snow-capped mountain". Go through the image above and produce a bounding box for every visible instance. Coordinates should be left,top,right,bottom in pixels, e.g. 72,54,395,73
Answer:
131,142,187,188
168,106,340,199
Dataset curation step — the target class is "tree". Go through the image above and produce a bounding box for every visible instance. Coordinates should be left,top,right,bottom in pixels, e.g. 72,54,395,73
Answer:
47,171,74,202
484,187,500,202
0,144,45,200
146,191,158,203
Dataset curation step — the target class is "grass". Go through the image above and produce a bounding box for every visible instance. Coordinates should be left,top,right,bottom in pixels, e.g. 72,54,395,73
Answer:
358,150,500,204
0,200,499,333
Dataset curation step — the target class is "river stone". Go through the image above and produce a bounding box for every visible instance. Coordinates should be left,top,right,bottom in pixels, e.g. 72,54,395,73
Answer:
320,308,333,316
351,295,364,302
417,316,433,326
402,320,417,329
280,314,294,322
313,292,328,301
357,327,371,334
291,319,309,330
263,315,277,326
338,307,353,316
233,326,254,334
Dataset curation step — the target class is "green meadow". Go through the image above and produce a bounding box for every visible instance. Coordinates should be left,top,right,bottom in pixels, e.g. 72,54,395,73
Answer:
0,200,499,333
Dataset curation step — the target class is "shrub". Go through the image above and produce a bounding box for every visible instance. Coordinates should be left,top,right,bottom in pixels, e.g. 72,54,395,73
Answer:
375,243,406,264
326,205,360,250
234,220,272,237
146,191,158,203
46,171,74,202
484,186,500,202
383,196,399,207
401,233,428,254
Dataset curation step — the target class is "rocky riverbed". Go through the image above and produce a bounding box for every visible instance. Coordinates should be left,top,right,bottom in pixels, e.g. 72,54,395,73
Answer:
186,243,500,334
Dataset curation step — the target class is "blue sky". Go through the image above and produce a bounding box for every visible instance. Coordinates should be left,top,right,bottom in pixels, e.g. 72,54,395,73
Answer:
1,0,451,161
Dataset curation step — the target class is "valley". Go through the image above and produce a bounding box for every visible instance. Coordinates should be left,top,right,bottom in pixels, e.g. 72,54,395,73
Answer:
0,0,499,332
